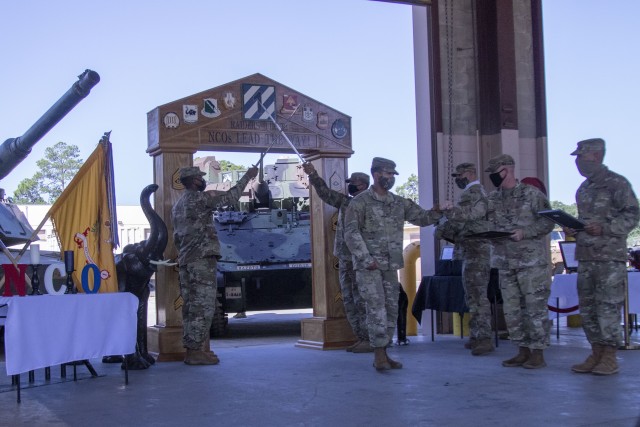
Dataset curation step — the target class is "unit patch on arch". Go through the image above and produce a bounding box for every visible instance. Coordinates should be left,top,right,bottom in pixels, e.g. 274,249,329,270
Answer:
242,84,275,120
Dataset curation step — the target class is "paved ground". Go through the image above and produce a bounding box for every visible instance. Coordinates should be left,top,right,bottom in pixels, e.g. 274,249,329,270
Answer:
2,312,640,427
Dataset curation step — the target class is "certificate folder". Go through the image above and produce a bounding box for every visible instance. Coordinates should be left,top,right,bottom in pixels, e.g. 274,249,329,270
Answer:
537,209,585,230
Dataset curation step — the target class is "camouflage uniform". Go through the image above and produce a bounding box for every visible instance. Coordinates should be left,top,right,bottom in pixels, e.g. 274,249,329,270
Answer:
487,182,554,350
172,168,254,350
574,162,639,347
441,181,492,342
307,170,368,341
344,187,441,348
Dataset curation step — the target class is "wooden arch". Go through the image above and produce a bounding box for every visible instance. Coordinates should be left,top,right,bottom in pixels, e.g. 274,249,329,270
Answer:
146,73,356,359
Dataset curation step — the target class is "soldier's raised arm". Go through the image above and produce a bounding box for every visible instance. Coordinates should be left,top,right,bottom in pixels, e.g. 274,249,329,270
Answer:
209,166,258,207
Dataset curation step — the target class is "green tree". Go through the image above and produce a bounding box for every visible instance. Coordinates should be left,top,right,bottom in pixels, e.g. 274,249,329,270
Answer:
396,173,419,203
12,141,83,204
13,177,46,204
550,200,577,217
219,160,247,171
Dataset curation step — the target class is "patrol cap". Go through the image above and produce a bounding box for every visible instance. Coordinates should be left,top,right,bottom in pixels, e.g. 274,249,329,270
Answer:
570,138,606,155
371,157,399,175
345,172,370,185
178,166,206,181
451,162,476,177
484,154,515,173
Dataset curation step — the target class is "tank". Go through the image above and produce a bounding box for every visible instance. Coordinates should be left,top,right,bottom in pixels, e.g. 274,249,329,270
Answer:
198,156,312,336
0,70,100,247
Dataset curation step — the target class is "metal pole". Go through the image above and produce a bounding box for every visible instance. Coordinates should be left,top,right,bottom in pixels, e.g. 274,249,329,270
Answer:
258,100,305,163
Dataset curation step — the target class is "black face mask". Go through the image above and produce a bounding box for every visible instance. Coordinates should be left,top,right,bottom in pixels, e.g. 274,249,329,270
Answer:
455,177,469,189
575,158,601,178
489,171,505,188
348,184,360,195
193,178,206,192
379,176,395,191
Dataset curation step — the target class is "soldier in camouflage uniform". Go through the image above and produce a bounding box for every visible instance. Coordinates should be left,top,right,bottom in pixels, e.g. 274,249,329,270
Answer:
485,154,554,369
564,138,639,375
302,162,371,353
438,162,493,356
344,157,442,371
172,165,258,365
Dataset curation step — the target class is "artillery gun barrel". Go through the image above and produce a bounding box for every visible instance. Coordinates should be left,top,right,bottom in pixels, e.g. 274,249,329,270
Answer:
0,69,100,180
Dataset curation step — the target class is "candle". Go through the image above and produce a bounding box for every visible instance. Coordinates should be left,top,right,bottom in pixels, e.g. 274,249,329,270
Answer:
64,250,74,272
30,244,40,264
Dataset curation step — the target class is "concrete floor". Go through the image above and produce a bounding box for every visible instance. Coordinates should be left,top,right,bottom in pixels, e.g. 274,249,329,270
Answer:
2,312,640,427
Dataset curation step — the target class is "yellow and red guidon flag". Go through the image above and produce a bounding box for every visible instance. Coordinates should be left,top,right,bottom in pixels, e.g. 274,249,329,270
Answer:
47,136,119,293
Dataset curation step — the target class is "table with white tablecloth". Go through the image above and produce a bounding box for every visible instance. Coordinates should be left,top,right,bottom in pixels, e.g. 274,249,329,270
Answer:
548,271,640,317
1,293,138,376
548,272,640,346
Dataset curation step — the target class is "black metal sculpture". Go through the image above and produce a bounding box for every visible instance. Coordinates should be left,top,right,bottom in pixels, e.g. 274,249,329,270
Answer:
104,184,168,370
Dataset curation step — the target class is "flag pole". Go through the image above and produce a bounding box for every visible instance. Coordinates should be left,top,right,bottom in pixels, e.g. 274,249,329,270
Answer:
15,212,51,262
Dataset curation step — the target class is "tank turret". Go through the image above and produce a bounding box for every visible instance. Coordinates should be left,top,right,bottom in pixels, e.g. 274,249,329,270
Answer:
0,70,100,246
196,156,312,336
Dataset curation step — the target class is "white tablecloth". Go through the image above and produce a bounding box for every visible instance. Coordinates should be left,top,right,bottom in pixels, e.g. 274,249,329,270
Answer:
1,293,138,375
548,272,640,318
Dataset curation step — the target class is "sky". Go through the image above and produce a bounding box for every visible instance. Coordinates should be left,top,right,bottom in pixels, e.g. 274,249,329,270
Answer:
0,0,638,205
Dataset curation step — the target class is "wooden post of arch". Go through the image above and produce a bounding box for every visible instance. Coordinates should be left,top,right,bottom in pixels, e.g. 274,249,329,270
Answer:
146,142,199,361
296,154,358,350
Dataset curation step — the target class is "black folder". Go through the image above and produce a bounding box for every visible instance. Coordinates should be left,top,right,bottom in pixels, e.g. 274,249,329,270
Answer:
537,209,585,230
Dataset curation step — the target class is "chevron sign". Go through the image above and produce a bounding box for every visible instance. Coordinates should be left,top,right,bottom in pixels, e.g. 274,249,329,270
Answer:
242,84,275,120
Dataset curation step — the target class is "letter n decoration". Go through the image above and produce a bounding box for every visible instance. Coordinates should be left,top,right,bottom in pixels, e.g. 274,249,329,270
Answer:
2,264,28,296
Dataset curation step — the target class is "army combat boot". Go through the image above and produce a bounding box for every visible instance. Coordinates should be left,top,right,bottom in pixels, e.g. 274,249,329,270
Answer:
471,339,495,356
384,349,403,369
464,337,478,350
591,345,619,375
522,349,546,369
202,341,221,364
502,346,531,367
571,343,603,373
346,340,361,352
373,348,391,371
184,349,219,365
352,340,374,353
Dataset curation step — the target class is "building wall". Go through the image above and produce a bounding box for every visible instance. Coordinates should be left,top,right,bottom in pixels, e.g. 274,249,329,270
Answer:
16,204,150,254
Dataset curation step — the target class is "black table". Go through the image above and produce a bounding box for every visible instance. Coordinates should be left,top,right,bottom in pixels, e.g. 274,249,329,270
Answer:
412,276,467,341
412,271,501,343
412,276,467,322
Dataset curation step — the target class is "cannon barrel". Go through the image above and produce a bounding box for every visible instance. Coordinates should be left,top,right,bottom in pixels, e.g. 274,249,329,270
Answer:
0,69,100,180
